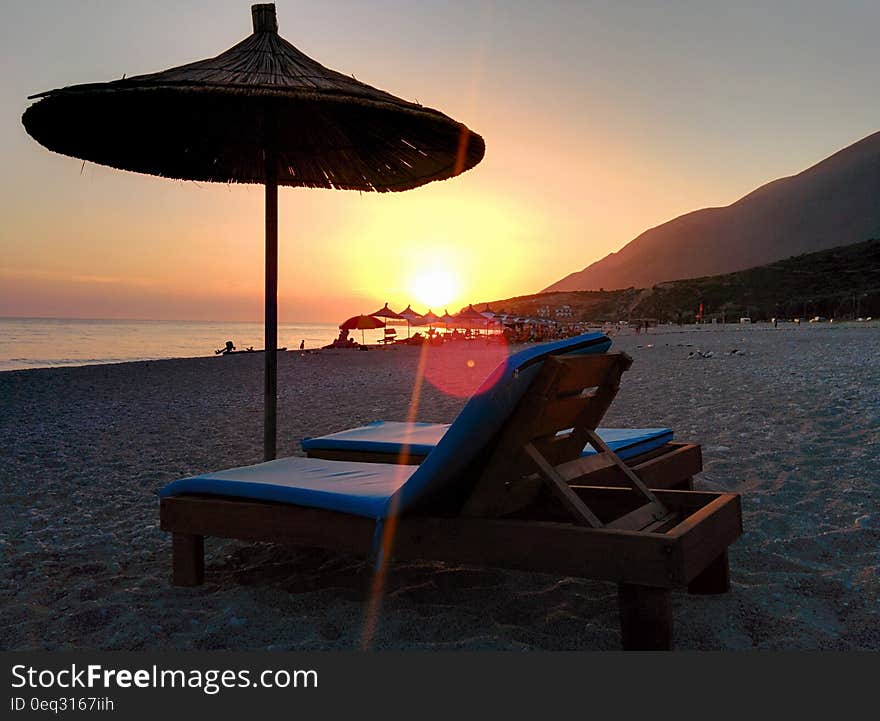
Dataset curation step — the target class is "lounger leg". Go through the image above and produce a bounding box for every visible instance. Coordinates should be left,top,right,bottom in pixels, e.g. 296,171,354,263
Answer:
687,549,730,595
617,584,673,651
172,533,204,586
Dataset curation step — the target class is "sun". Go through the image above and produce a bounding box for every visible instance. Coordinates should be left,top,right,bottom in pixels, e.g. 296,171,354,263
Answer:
409,269,460,310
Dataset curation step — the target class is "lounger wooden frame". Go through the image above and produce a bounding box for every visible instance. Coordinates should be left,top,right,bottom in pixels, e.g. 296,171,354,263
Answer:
160,352,742,650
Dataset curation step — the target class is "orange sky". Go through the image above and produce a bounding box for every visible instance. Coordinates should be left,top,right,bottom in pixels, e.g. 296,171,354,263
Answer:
3,1,880,322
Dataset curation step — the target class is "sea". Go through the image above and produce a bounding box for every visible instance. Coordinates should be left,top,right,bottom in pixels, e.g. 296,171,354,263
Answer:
0,318,347,371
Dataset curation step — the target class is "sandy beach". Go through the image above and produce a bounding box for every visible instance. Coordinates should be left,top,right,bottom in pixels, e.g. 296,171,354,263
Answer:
1,324,878,651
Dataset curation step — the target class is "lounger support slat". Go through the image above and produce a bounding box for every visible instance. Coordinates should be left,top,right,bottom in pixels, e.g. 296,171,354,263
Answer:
605,501,672,532
524,443,603,527
554,452,617,482
582,428,661,505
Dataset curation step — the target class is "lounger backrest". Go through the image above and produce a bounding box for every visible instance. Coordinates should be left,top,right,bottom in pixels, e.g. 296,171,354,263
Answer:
461,352,634,518
385,333,611,515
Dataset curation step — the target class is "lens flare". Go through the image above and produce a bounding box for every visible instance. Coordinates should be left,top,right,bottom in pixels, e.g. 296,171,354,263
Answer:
422,337,509,399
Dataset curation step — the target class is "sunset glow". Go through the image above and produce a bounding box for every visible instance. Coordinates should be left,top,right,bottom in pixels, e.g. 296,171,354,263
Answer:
4,3,880,323
409,269,459,310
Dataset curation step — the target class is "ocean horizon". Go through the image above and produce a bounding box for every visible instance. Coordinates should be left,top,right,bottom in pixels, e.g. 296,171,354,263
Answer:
0,317,345,371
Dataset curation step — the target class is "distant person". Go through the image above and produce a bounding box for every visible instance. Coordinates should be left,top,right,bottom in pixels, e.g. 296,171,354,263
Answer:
325,328,359,349
215,340,235,355
299,339,305,350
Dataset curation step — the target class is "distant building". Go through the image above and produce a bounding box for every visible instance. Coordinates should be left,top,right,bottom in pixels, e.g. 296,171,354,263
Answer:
537,305,551,318
554,304,574,319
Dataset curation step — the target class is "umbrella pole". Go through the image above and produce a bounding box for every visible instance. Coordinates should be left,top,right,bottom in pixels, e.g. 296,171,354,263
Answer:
264,168,278,461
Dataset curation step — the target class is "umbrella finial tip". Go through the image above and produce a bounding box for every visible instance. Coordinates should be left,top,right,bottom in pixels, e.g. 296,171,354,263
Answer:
252,3,277,33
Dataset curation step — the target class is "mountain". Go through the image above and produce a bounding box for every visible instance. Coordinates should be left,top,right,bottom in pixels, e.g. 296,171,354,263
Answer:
545,130,880,292
488,239,880,322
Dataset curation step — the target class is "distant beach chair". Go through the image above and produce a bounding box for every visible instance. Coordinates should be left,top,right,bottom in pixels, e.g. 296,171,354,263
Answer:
160,335,741,649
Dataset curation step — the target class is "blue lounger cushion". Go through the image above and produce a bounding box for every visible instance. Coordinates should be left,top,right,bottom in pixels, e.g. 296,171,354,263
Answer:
159,456,413,518
301,421,673,461
160,332,612,518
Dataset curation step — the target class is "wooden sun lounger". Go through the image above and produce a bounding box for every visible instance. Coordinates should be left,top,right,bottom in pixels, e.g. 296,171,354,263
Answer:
160,352,742,650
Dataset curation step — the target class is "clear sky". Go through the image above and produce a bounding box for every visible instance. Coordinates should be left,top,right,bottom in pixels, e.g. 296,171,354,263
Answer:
2,0,879,322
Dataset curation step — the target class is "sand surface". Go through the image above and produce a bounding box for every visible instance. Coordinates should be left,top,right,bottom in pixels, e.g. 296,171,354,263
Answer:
1,324,878,650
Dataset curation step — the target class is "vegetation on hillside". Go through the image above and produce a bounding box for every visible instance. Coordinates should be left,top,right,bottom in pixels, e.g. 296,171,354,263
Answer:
487,239,880,323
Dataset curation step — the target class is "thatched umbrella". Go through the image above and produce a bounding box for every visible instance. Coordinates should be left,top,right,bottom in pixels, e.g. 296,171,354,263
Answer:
369,302,403,344
22,3,484,460
455,304,489,336
415,309,441,327
397,304,423,338
369,303,404,322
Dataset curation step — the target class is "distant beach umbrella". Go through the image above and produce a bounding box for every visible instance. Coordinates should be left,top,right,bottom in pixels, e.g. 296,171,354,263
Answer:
340,314,385,345
454,304,489,335
369,303,402,345
397,304,423,338
369,303,404,321
455,304,489,321
398,305,423,322
416,309,442,327
479,305,501,333
21,3,485,461
440,309,457,328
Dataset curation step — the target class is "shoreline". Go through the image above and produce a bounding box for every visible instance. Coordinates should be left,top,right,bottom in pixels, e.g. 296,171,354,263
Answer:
3,320,878,374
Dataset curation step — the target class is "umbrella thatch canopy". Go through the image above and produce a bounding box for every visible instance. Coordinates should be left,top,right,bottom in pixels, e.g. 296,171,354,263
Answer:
455,304,489,321
369,303,404,321
398,304,423,322
22,5,485,190
22,3,484,460
455,304,490,336
417,309,441,325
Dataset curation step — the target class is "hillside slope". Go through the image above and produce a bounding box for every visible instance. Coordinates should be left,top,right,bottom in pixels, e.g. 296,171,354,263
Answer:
546,131,880,292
